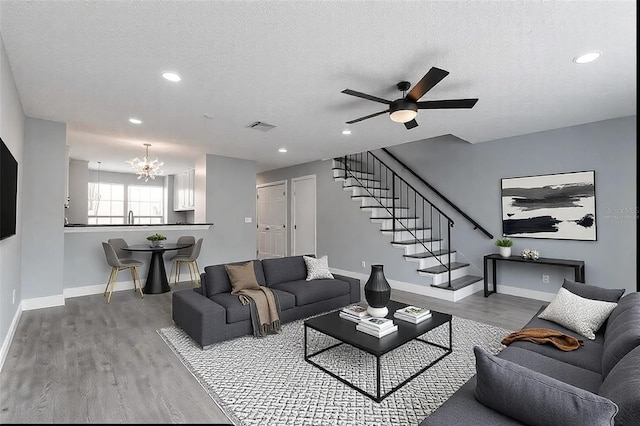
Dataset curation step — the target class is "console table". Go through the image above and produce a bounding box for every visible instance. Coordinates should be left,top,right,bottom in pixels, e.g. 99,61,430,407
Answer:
483,254,585,297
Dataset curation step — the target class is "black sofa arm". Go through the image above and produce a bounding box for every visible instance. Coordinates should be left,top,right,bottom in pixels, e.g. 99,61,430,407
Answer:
172,288,226,349
333,273,362,304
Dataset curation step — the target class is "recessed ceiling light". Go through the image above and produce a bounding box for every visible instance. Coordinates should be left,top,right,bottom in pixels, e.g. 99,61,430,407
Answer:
342,129,352,135
162,72,181,82
573,51,602,64
129,118,142,124
278,148,287,153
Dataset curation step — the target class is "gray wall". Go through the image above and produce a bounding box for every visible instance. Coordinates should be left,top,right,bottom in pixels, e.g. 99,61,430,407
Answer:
259,116,637,298
68,159,89,224
0,35,25,357
21,118,67,299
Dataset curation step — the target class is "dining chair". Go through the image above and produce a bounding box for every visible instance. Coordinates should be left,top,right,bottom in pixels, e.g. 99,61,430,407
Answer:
108,238,133,260
101,241,144,303
169,237,203,286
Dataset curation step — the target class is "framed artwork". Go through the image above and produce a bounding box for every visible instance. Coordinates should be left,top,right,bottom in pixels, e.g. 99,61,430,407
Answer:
501,170,596,240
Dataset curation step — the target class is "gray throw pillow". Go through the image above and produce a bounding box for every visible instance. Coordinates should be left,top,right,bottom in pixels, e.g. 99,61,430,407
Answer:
562,278,625,302
538,287,617,340
474,346,618,426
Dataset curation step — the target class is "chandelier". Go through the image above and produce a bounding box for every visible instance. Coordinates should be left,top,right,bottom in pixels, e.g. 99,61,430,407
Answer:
127,143,163,182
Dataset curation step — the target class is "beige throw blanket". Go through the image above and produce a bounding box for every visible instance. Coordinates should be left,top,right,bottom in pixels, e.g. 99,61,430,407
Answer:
233,287,281,337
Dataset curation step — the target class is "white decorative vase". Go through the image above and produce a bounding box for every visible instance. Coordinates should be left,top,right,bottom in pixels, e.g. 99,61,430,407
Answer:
499,246,511,257
150,240,164,248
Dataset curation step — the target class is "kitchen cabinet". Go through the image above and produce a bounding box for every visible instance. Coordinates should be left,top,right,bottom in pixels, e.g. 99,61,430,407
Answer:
173,169,195,211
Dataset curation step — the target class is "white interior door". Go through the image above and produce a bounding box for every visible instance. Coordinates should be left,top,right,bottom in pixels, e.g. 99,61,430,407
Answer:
292,175,316,256
257,181,287,259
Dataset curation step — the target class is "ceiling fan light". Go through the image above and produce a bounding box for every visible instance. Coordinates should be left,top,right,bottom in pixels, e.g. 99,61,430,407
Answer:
390,109,417,123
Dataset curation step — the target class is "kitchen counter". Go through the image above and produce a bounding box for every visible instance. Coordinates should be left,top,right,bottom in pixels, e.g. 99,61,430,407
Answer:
64,223,213,233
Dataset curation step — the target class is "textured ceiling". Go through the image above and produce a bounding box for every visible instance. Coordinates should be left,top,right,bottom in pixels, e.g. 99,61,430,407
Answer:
0,0,636,174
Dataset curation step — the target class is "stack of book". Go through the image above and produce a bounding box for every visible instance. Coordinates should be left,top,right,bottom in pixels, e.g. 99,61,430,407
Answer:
356,317,398,338
394,305,432,324
339,304,371,323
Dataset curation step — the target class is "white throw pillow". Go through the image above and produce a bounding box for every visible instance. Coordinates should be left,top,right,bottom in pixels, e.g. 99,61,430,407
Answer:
303,255,334,281
538,287,617,340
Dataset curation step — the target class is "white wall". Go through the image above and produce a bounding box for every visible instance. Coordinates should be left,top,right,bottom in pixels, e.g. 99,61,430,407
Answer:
0,35,25,369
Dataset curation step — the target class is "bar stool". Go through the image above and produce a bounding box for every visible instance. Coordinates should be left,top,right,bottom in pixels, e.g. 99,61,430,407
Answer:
169,237,203,286
101,241,144,303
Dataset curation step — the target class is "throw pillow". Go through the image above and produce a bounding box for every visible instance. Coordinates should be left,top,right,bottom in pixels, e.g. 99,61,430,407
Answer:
303,255,334,281
538,287,617,340
225,261,260,293
562,278,625,302
474,346,618,426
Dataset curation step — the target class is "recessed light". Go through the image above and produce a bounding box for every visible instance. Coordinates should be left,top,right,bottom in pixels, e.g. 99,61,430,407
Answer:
162,72,182,82
278,148,287,153
573,51,601,64
129,118,142,124
342,129,352,135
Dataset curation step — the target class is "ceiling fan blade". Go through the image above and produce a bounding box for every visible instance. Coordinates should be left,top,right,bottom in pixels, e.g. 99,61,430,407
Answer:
406,67,450,102
404,119,419,130
346,110,389,124
416,99,479,109
341,89,392,105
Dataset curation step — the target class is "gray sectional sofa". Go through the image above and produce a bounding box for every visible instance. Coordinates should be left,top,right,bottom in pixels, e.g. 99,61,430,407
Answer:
422,285,640,426
172,255,361,348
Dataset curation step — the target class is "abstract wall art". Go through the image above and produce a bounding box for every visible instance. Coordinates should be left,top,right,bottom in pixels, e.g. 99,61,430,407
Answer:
501,171,596,240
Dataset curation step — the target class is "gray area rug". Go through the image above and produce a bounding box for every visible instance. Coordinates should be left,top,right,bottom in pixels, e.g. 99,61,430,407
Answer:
158,315,511,426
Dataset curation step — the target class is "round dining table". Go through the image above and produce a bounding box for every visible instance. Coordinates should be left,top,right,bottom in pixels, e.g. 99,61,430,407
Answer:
122,243,193,294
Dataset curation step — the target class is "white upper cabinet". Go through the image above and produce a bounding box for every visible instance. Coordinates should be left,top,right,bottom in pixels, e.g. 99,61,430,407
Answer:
173,169,195,211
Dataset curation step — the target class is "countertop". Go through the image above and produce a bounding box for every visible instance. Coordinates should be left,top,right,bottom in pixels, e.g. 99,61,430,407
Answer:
65,223,213,227
64,223,213,233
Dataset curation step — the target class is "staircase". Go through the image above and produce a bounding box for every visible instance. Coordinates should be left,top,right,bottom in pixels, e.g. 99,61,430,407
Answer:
333,152,483,300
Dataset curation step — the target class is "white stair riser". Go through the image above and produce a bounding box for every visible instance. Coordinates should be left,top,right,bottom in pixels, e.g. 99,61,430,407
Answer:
343,177,384,188
416,253,457,269
333,169,375,180
373,217,420,229
357,197,397,208
381,229,431,240
350,187,392,198
420,265,471,285
365,207,410,218
392,240,442,255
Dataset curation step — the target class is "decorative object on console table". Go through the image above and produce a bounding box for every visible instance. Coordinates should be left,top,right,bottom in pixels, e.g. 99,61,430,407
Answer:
521,248,540,260
146,233,167,248
364,264,391,318
501,170,596,241
495,237,513,258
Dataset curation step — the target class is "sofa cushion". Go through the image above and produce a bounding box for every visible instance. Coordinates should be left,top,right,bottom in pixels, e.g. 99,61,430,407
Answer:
225,261,260,292
562,278,625,302
211,289,296,323
271,278,350,306
303,255,334,280
474,346,618,426
262,256,308,286
498,346,602,393
599,346,640,426
607,292,640,326
203,260,266,297
538,287,617,340
602,306,640,378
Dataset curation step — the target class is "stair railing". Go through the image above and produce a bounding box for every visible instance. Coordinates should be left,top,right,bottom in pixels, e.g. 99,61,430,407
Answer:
339,152,454,289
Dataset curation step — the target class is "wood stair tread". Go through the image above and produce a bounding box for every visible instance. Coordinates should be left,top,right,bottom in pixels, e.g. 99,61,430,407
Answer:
343,185,390,190
404,249,455,259
360,205,409,209
380,227,431,232
418,262,469,274
391,238,442,245
352,195,399,200
430,275,483,291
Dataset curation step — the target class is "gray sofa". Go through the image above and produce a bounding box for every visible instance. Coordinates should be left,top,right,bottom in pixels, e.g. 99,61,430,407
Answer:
422,285,640,426
172,255,361,348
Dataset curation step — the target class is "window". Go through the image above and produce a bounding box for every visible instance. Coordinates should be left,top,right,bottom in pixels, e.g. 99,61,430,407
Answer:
88,183,164,224
128,185,163,224
88,183,125,224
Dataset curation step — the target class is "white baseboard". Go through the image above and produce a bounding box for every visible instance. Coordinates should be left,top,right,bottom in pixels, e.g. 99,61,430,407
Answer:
21,294,65,311
0,302,22,373
494,284,555,302
63,280,136,299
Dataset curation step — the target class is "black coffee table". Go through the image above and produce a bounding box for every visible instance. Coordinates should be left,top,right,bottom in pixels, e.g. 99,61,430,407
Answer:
304,300,452,402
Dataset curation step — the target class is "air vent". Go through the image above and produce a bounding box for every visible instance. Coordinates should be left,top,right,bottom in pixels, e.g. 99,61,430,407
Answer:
247,121,276,132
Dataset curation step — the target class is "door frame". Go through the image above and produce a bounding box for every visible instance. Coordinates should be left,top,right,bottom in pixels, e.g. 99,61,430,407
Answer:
256,180,288,258
291,174,317,256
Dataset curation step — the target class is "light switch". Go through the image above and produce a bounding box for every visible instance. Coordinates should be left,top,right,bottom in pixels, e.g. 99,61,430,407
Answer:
245,217,252,223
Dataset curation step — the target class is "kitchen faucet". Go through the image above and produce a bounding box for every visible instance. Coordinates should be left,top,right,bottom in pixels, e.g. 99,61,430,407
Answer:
128,210,134,225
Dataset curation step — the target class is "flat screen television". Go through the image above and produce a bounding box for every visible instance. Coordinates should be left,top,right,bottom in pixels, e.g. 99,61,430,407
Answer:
1,137,18,240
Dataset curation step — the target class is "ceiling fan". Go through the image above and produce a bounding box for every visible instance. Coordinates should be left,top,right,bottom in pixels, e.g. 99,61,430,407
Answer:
341,67,478,130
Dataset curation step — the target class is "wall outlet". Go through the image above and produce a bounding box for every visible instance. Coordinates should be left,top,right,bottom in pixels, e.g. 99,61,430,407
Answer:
244,217,252,223
12,289,16,304
361,261,366,269
542,274,550,284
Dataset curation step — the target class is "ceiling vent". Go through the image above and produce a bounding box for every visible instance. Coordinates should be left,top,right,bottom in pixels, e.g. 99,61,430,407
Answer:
248,121,276,132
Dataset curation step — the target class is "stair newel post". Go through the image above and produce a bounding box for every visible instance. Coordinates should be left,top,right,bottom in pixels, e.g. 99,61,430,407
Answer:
447,220,453,289
392,170,396,236
343,155,347,180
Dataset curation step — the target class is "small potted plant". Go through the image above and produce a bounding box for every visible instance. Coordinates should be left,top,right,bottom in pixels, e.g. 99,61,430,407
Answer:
147,233,167,248
495,237,513,257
